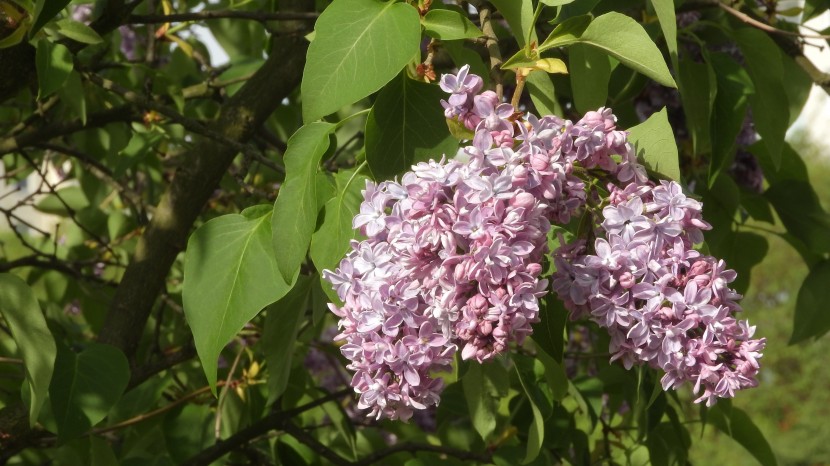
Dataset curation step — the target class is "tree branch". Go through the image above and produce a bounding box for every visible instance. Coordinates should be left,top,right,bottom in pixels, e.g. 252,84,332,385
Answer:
351,442,493,466
471,0,504,99
688,0,830,92
0,2,314,456
128,10,318,24
96,2,313,362
0,106,138,156
0,0,142,103
181,389,351,466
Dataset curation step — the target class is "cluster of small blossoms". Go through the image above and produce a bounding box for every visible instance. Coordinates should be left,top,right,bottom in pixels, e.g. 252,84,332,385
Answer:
551,180,765,405
323,64,763,419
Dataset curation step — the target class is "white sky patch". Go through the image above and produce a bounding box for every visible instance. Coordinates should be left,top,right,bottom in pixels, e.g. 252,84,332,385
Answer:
788,10,830,153
191,24,231,67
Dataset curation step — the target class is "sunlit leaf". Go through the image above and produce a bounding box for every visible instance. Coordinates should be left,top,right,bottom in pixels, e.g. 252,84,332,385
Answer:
540,12,675,87
423,9,482,40
272,122,336,282
310,168,370,288
627,107,681,180
0,274,56,426
302,0,421,122
183,209,293,392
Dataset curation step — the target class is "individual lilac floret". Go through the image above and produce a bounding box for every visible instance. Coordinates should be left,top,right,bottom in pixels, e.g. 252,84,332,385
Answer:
551,180,765,406
439,65,484,126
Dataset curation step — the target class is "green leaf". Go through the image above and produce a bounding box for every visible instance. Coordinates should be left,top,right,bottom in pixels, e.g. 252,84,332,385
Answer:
734,28,789,168
526,70,562,117
709,403,778,466
708,53,752,185
790,259,830,343
272,122,336,282
208,17,265,59
781,54,813,126
514,355,548,464
30,0,71,37
310,168,370,280
531,294,566,362
263,275,312,405
646,422,691,466
627,107,680,181
535,346,568,401
539,12,675,87
765,180,830,255
423,9,482,40
701,174,740,251
365,73,459,180
0,21,27,48
0,274,56,426
489,0,536,47
107,375,171,425
678,57,715,156
502,49,537,70
443,40,490,87
301,0,421,123
34,185,89,215
717,232,768,295
49,343,129,443
183,211,293,392
540,0,574,5
163,404,213,463
35,40,73,100
463,362,509,441
569,44,610,114
58,71,87,125
649,0,677,69
540,15,591,48
55,18,103,44
321,400,358,460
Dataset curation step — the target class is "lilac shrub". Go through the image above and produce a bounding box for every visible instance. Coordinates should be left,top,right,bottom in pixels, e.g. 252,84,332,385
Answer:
323,65,764,420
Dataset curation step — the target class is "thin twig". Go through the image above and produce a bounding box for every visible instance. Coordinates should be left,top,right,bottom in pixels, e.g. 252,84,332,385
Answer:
215,346,245,439
82,72,261,158
17,150,120,260
280,422,352,466
511,73,526,109
127,10,318,24
472,1,504,99
181,388,351,466
91,383,222,436
717,1,830,39
352,442,493,466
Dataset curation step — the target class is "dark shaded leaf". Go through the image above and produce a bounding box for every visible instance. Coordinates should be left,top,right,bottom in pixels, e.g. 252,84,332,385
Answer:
365,74,458,180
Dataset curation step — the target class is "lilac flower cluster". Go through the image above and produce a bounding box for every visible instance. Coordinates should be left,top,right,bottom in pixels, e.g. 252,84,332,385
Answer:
551,180,765,405
323,64,763,419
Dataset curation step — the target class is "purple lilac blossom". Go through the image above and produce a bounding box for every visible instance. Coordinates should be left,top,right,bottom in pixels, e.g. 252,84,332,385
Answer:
551,179,765,406
323,65,763,420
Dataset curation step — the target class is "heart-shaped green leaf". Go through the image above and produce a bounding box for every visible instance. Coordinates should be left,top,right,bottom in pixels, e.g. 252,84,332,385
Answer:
49,343,129,442
301,0,421,123
183,209,293,392
0,273,56,426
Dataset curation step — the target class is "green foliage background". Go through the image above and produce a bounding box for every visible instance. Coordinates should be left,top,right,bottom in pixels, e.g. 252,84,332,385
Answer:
0,0,829,464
